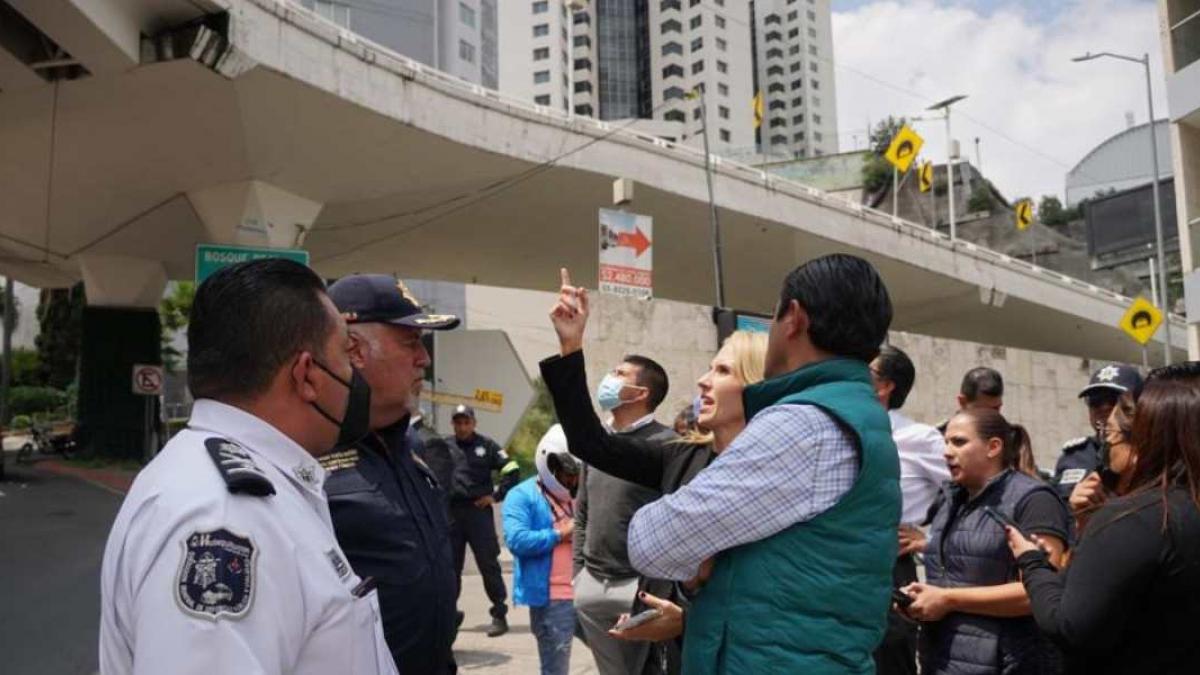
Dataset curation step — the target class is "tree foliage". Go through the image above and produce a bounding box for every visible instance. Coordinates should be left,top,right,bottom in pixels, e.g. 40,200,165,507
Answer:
35,284,84,390
862,116,908,195
159,282,195,372
0,290,20,336
1037,195,1082,228
506,377,557,478
968,186,993,213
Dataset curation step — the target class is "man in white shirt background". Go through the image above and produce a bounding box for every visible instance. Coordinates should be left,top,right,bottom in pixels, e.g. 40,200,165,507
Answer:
869,345,951,675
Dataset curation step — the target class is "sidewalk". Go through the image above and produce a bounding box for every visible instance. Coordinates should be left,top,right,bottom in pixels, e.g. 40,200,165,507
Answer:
36,459,137,495
20,451,603,673
455,549,598,674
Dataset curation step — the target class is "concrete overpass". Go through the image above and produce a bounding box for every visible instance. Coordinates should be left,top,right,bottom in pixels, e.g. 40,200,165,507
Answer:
0,0,1187,368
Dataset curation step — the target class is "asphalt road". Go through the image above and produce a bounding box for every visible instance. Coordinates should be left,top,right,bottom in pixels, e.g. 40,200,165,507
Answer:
0,464,122,675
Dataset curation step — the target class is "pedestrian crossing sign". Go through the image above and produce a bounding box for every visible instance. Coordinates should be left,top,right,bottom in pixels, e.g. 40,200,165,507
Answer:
884,125,924,174
1119,296,1163,345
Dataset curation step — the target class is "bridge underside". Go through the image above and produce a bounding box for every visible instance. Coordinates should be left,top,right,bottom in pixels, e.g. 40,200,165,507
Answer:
0,2,1183,366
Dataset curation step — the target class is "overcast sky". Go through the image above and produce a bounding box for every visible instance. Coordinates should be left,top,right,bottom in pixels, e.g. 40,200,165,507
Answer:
831,0,1167,202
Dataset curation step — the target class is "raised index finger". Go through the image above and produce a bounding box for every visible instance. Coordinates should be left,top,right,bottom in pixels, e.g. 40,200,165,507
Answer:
560,267,572,289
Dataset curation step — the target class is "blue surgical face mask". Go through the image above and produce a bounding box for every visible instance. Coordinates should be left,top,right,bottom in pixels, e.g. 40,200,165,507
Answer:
597,374,628,411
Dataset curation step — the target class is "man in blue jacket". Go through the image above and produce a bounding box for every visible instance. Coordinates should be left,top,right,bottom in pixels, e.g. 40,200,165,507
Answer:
323,275,462,674
503,425,581,675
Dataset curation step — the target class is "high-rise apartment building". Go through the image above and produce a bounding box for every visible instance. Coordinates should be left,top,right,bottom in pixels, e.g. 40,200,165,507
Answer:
752,0,837,157
649,0,756,149
499,0,577,113
500,0,834,156
1157,0,1200,356
300,0,498,88
501,0,756,151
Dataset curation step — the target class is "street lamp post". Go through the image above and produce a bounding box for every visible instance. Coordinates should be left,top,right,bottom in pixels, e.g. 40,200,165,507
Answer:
927,95,968,241
1074,51,1171,364
689,86,725,308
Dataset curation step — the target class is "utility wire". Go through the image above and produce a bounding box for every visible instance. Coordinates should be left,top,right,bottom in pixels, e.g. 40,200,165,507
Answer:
315,99,680,264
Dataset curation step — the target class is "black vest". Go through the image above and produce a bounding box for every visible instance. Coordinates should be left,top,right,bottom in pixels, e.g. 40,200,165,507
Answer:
922,470,1060,675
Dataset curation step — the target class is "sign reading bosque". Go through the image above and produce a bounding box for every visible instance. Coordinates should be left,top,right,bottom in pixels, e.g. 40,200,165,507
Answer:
195,244,310,284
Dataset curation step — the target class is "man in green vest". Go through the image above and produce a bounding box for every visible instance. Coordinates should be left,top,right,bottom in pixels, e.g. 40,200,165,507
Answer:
625,254,902,674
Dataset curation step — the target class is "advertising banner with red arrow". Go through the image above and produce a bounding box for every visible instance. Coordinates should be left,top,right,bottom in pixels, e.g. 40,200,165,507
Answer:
599,208,653,299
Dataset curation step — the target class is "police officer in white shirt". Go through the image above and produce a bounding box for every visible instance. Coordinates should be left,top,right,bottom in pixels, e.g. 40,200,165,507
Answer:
869,345,951,675
99,259,398,675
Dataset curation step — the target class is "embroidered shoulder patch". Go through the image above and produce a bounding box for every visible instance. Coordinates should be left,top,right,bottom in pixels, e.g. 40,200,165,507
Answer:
319,448,360,473
1059,468,1088,486
176,528,256,620
205,438,275,497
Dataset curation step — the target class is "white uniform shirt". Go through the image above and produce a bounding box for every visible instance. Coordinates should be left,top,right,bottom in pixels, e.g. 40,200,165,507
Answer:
99,399,398,675
890,410,952,525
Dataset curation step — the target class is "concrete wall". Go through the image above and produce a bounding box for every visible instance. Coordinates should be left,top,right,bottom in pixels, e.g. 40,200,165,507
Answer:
887,331,1093,471
463,282,1097,471
464,283,717,422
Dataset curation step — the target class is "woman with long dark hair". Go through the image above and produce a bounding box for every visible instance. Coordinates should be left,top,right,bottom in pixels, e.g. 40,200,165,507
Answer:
901,407,1071,674
1007,362,1200,673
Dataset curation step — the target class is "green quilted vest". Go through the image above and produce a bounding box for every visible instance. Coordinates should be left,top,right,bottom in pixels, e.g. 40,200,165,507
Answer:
682,358,901,674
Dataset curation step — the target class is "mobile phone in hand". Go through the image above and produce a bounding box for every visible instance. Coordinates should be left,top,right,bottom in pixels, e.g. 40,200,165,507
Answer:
892,589,914,609
612,608,663,632
981,506,1024,536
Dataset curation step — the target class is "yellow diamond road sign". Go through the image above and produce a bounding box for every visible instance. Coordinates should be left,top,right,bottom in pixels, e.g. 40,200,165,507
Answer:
1119,297,1163,345
884,125,924,174
918,161,933,193
1015,199,1034,231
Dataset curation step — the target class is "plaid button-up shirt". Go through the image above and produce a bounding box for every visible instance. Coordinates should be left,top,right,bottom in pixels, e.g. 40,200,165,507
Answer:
627,404,859,581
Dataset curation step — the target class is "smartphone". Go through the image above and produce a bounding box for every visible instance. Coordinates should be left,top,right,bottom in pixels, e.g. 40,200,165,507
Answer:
892,589,914,609
612,608,663,632
981,506,1023,536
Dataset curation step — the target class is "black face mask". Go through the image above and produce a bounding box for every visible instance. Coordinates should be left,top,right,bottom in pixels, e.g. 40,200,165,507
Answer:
311,358,372,449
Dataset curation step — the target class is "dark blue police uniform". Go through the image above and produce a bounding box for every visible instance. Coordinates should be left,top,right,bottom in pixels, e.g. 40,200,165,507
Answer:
324,423,458,674
325,273,464,673
1052,364,1144,499
447,413,519,631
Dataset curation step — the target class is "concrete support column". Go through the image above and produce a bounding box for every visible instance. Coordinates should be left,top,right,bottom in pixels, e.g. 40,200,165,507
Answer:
75,254,169,459
187,180,324,251
78,254,168,309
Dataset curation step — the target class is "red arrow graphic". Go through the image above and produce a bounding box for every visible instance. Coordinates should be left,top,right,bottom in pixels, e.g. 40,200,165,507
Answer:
615,228,652,257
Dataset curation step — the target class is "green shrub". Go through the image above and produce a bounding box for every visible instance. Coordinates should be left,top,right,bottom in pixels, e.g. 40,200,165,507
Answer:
9,386,68,416
10,414,31,430
967,186,992,213
507,378,557,478
9,348,42,387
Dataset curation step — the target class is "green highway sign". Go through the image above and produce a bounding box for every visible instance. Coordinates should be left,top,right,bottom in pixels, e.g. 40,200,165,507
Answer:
195,244,310,283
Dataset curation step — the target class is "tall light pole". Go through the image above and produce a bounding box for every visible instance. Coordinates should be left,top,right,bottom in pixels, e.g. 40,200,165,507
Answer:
927,95,968,241
1074,51,1171,364
689,85,725,308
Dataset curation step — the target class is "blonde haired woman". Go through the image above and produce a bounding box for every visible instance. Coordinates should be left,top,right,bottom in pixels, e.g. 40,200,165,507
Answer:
539,270,768,671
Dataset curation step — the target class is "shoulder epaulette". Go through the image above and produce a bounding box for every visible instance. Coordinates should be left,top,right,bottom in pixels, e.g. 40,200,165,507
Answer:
204,438,276,497
1061,436,1090,451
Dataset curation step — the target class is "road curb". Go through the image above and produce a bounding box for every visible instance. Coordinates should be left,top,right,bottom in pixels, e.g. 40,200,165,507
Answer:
37,460,136,496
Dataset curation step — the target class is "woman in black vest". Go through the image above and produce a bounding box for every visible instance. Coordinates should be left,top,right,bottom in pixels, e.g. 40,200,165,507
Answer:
1006,362,1200,674
900,408,1071,674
